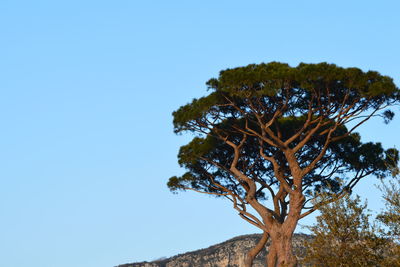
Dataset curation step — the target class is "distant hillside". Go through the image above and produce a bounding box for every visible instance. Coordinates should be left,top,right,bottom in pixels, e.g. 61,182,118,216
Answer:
116,233,312,267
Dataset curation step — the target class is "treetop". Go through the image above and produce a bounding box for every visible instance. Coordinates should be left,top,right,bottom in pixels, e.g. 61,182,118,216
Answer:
173,62,399,133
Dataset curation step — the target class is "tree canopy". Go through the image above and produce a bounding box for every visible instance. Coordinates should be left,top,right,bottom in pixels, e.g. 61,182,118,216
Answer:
168,62,399,266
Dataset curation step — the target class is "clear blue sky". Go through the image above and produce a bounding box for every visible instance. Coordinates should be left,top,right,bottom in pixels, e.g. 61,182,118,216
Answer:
1,1,399,267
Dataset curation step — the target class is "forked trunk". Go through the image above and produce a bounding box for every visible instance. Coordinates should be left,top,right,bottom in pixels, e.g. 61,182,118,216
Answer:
244,232,269,267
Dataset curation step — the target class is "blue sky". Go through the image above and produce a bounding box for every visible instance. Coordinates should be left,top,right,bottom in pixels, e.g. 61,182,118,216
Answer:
1,1,399,267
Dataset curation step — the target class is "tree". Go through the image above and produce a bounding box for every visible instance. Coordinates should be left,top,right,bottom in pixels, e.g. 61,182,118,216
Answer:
168,62,399,266
378,176,400,239
377,175,400,266
302,194,388,266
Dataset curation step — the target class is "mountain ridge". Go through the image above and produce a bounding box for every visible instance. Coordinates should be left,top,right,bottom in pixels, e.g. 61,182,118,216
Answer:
116,233,312,267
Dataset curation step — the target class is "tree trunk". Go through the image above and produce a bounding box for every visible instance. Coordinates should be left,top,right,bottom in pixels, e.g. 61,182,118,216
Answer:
244,232,269,267
275,233,297,267
265,190,304,266
267,231,297,267
266,241,277,266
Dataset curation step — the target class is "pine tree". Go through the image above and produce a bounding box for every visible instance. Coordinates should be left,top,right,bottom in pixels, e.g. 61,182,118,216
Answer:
169,62,399,266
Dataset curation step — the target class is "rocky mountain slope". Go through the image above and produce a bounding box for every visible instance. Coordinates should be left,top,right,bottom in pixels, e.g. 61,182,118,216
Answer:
116,233,312,267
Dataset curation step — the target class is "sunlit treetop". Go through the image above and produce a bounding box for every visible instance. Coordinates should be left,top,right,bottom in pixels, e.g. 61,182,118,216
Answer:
173,62,398,132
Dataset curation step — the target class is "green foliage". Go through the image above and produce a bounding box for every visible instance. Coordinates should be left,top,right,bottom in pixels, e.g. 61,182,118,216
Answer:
169,62,399,198
173,62,399,132
377,176,400,266
302,194,389,266
378,177,400,238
